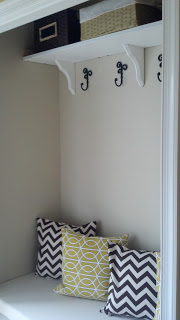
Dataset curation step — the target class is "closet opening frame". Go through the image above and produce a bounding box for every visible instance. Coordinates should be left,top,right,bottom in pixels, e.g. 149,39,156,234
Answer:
161,1,179,319
0,0,179,318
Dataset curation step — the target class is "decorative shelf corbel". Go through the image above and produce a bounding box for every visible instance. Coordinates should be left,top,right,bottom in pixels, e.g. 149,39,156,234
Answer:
55,45,145,94
123,44,144,87
55,60,76,95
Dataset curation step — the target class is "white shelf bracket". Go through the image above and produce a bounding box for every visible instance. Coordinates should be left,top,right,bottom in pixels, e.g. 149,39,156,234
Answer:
123,44,144,87
55,60,76,95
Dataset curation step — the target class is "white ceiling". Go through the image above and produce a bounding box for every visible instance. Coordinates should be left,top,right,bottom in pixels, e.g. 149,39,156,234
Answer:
0,0,89,33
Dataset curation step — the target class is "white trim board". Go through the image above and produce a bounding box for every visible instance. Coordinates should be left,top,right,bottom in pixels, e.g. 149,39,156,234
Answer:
0,0,90,34
161,0,179,320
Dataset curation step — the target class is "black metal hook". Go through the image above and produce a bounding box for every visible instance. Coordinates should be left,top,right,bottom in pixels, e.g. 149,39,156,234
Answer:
81,68,93,91
114,61,128,87
157,54,162,82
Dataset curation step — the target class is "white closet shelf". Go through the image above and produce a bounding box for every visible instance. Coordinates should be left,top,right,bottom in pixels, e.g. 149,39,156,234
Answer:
24,20,162,94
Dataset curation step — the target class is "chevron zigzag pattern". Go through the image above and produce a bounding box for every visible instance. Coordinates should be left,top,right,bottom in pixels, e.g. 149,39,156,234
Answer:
36,218,96,279
103,242,158,320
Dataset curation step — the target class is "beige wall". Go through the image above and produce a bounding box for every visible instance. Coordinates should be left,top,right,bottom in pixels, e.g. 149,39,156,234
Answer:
59,46,162,251
0,24,162,282
0,25,60,283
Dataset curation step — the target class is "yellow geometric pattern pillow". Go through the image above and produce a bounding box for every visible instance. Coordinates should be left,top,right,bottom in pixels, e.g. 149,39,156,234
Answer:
54,229,129,301
154,252,161,320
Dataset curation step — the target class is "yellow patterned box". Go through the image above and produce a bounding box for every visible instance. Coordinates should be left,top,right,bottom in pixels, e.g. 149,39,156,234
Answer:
54,228,128,301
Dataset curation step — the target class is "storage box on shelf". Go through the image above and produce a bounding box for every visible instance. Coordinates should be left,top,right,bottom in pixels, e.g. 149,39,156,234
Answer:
34,9,80,53
80,0,162,41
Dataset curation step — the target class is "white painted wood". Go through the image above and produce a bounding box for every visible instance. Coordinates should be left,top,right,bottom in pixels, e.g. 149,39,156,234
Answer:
124,44,144,87
24,21,162,65
24,21,161,92
0,273,138,320
55,60,76,95
0,0,89,34
161,0,179,319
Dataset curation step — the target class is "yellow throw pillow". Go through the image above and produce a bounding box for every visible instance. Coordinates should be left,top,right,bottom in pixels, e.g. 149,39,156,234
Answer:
54,228,129,301
154,252,161,320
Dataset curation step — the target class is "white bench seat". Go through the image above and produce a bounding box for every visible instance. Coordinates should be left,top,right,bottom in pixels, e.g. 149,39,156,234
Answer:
0,315,8,320
0,274,106,320
0,273,136,320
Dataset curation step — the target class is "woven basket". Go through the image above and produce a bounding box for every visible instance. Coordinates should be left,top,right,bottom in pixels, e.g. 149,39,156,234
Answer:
81,3,162,41
34,9,80,53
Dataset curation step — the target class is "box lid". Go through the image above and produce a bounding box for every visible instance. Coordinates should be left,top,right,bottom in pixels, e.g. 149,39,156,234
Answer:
80,0,161,23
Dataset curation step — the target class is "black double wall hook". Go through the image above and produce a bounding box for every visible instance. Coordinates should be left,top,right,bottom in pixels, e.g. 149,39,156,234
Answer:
157,54,162,82
114,61,128,87
81,68,93,91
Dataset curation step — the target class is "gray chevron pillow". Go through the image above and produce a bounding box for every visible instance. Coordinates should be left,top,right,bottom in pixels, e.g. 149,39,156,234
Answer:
36,218,97,279
103,242,159,320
